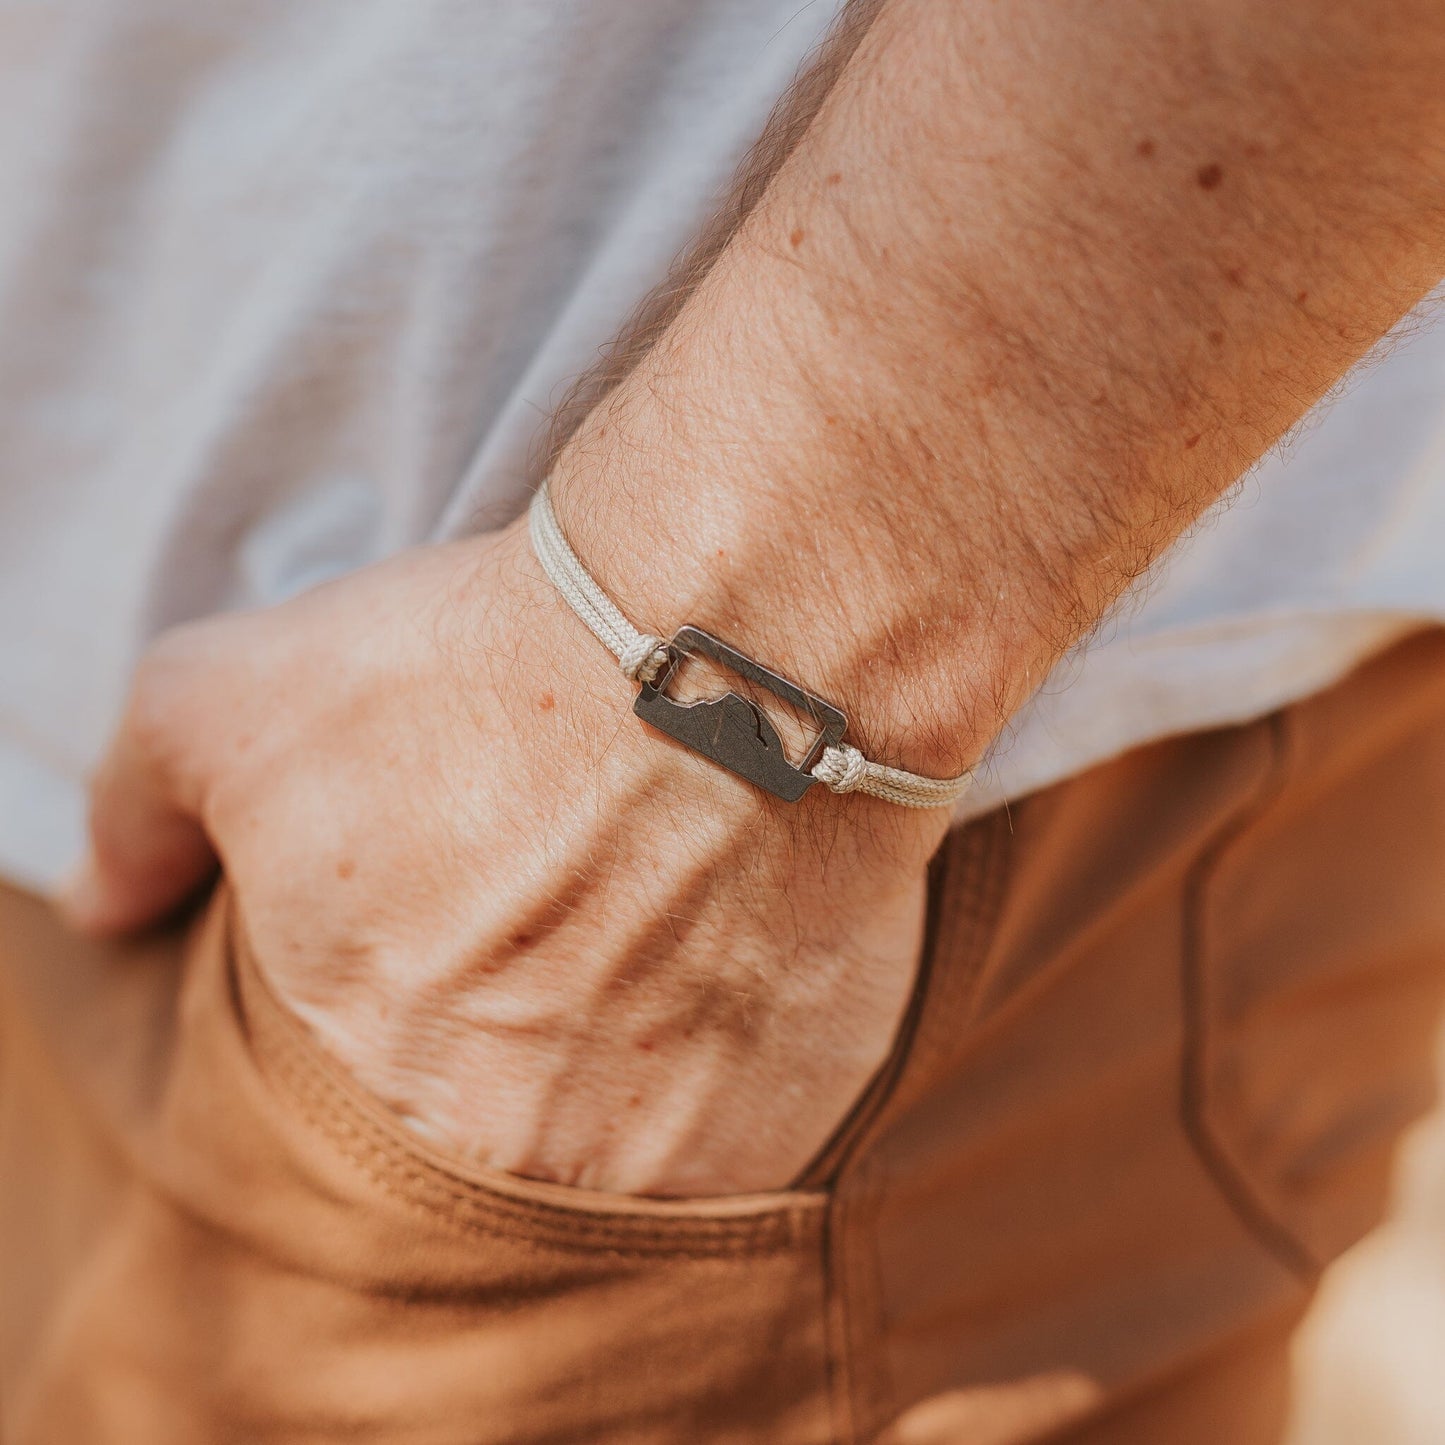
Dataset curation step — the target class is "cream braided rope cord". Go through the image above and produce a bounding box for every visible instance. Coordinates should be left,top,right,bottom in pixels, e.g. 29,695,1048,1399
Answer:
529,481,972,809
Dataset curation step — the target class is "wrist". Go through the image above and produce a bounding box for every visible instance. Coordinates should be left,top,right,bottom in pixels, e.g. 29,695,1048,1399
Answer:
470,516,946,847
544,392,1023,787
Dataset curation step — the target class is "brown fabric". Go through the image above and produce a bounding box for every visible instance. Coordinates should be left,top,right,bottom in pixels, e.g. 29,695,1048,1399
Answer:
4,630,1445,1444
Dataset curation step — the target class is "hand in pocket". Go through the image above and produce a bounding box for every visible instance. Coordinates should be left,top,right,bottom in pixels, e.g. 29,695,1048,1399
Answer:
62,520,948,1196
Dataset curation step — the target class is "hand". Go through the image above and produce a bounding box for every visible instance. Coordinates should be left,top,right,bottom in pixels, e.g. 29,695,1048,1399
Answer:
61,515,949,1196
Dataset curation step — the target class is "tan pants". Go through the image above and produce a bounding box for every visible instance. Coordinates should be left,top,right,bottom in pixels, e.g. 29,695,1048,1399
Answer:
4,632,1445,1445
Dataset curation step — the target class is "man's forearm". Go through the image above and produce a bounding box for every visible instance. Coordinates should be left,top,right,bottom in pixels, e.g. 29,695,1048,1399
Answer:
551,0,1445,777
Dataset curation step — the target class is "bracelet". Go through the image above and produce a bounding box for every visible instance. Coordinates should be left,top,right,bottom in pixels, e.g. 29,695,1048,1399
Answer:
528,480,972,808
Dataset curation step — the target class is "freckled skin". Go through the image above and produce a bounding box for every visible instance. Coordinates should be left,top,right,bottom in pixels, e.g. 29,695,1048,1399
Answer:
1136,137,1156,158
1197,162,1225,190
538,692,555,712
789,227,806,247
336,859,356,880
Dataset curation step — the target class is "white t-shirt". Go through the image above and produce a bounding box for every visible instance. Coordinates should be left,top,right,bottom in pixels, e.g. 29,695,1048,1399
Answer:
0,0,1440,889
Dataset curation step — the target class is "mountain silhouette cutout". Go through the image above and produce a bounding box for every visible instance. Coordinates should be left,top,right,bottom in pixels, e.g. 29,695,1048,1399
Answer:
633,686,815,801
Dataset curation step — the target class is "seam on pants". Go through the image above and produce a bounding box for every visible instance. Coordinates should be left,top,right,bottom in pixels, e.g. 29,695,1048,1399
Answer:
1179,710,1321,1281
827,815,1016,1443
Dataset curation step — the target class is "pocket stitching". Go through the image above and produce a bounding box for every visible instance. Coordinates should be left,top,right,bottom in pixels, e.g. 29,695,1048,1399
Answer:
232,910,828,1259
1180,710,1321,1280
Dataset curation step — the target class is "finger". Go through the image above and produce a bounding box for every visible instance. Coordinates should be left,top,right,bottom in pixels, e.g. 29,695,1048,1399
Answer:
58,658,219,936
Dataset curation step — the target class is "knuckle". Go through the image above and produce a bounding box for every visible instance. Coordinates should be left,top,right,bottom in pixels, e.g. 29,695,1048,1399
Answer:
124,624,220,762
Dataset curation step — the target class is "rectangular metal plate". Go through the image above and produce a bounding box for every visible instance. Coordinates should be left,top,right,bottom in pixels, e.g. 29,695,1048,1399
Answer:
632,626,847,802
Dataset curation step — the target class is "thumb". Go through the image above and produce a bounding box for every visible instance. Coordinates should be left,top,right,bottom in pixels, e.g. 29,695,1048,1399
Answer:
58,645,220,936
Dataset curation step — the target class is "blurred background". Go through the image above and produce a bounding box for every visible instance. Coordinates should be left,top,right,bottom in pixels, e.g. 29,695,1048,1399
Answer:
1290,1036,1445,1444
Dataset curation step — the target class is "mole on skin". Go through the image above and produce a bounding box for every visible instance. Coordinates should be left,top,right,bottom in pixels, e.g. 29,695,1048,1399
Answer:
1196,162,1224,190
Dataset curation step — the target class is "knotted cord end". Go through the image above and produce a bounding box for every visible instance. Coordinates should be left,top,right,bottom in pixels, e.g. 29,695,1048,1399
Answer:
619,633,669,683
812,743,867,795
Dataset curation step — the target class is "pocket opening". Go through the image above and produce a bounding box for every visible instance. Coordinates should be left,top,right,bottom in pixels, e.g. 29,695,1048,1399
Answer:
231,899,829,1258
